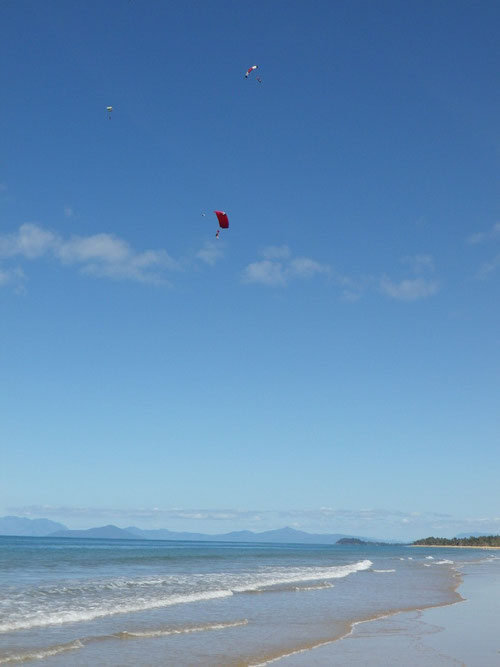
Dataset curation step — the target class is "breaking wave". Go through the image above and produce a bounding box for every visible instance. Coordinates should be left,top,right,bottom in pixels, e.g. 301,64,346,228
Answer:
0,560,372,633
116,619,248,639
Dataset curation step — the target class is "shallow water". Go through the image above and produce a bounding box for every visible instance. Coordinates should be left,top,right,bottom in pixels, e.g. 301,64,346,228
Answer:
1,536,494,665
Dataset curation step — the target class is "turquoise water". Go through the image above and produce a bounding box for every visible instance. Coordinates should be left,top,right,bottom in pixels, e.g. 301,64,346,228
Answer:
0,536,496,665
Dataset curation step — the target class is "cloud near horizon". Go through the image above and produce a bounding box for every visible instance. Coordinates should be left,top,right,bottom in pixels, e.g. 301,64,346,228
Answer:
0,223,180,285
8,504,500,539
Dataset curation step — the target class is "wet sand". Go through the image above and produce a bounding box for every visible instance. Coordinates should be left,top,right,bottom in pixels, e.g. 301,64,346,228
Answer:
278,560,500,666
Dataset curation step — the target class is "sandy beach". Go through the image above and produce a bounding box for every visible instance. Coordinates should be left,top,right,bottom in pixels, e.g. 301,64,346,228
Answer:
412,545,500,550
279,557,500,666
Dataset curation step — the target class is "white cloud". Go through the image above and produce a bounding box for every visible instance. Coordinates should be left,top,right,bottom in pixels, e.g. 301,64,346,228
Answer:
196,241,224,266
57,233,131,264
466,223,500,278
289,256,331,278
378,253,438,301
0,223,56,259
63,206,74,219
467,232,486,245
243,247,438,302
0,223,179,285
466,222,500,245
242,247,330,287
333,274,371,302
380,276,439,301
243,260,287,286
477,253,500,278
0,266,25,288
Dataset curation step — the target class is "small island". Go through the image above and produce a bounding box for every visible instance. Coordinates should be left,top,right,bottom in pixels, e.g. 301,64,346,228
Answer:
336,537,368,545
413,535,500,548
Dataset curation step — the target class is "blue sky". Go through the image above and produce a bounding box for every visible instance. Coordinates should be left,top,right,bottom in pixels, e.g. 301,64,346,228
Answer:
1,0,499,540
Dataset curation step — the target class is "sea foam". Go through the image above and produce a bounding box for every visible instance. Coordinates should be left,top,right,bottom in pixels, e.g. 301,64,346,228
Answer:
0,640,83,664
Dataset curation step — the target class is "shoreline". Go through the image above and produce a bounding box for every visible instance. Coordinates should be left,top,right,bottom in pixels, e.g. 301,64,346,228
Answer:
411,544,500,549
250,568,463,666
274,557,500,666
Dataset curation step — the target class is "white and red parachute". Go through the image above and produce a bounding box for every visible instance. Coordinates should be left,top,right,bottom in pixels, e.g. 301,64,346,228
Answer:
245,65,258,78
214,210,229,229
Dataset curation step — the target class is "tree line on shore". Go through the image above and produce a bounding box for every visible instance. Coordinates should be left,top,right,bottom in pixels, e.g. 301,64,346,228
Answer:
413,535,500,547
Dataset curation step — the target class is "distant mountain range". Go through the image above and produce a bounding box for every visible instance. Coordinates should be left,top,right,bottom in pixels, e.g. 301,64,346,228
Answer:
0,515,66,536
50,525,139,540
1,516,389,544
48,524,374,544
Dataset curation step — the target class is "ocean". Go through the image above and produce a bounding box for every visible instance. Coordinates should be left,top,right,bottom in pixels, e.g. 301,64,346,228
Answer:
0,536,498,665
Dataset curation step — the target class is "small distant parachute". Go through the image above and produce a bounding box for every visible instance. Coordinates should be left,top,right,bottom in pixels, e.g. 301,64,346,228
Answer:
214,210,229,238
106,106,113,119
245,65,258,78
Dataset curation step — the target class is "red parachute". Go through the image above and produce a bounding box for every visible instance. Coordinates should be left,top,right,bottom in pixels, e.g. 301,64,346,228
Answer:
214,211,229,229
245,65,258,78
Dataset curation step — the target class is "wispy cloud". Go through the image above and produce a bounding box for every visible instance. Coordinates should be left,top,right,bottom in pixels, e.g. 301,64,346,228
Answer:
0,223,179,285
380,276,439,301
196,241,224,266
242,246,331,287
466,222,500,278
0,266,25,289
243,260,288,286
7,504,447,528
379,253,438,301
336,255,438,302
466,222,500,245
242,247,438,302
63,206,75,219
476,253,500,279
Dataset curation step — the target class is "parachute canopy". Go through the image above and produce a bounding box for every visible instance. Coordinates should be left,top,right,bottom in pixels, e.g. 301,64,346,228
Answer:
245,65,258,78
106,106,113,112
214,211,229,229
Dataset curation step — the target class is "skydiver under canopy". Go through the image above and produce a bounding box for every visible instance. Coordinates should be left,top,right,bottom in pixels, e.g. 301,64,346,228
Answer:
214,210,229,239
